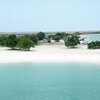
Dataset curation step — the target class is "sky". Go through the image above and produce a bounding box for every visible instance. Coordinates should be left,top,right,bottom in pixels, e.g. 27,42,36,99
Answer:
0,0,100,32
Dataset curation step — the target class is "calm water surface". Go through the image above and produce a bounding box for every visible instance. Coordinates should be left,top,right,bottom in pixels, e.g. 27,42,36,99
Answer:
86,34,100,42
0,63,100,100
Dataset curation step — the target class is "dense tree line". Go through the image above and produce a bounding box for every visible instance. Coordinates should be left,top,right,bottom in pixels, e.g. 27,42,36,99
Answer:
0,34,36,51
0,32,99,50
0,32,81,50
47,33,80,47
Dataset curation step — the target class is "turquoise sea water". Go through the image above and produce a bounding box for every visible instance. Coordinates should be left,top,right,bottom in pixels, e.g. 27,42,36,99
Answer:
0,63,100,100
86,34,100,42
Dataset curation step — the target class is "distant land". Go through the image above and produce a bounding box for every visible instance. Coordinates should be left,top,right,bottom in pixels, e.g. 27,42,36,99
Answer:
0,30,100,35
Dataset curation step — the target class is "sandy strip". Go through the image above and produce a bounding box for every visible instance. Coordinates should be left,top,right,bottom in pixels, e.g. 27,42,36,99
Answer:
0,43,100,64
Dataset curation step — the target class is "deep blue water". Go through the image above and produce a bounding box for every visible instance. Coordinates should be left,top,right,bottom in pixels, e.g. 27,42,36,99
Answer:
0,63,100,100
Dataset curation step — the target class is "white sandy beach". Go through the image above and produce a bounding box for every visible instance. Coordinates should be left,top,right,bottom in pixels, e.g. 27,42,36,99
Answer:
0,42,100,64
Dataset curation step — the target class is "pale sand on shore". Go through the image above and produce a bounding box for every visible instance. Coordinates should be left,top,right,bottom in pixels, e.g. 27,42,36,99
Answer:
0,42,100,64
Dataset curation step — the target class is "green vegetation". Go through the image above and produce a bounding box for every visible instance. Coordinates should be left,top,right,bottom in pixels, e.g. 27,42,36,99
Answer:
24,34,38,44
64,34,80,48
88,41,100,49
52,35,61,42
1,32,100,51
47,35,51,43
17,37,34,51
0,34,36,51
0,33,80,50
55,33,62,39
36,32,45,40
0,35,6,46
52,32,66,41
5,35,17,49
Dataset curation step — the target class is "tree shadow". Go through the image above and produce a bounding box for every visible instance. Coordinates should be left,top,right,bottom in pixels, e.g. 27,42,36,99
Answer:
6,48,36,52
65,46,79,49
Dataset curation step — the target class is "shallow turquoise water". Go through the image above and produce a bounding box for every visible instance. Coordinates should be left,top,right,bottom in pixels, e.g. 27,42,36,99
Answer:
0,63,100,100
86,34,100,42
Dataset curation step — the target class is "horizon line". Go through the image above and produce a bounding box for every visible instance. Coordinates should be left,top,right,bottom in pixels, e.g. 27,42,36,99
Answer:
0,30,100,33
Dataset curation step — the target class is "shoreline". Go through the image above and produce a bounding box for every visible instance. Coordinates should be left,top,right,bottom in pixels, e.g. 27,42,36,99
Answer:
0,43,100,64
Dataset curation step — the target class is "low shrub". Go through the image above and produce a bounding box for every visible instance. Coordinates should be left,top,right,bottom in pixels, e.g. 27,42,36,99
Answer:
88,41,100,49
